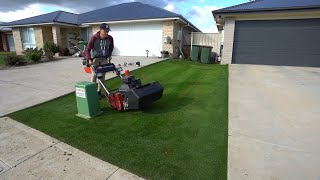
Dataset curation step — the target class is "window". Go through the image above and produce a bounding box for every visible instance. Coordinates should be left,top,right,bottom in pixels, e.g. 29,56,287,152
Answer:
7,34,16,52
81,27,92,42
21,27,36,49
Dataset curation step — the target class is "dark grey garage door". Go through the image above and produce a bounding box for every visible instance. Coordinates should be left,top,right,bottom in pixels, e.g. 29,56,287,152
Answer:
232,19,320,67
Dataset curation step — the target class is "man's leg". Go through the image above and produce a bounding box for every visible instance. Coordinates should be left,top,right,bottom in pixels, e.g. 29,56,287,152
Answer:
97,76,102,92
90,73,97,84
99,58,108,95
100,72,106,92
91,58,103,98
93,58,108,97
91,72,102,96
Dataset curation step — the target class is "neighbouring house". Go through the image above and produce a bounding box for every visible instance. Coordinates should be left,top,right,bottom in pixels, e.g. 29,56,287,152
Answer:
2,2,200,58
212,0,320,67
0,22,15,52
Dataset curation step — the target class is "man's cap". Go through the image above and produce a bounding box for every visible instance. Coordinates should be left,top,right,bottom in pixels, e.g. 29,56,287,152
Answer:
100,23,111,31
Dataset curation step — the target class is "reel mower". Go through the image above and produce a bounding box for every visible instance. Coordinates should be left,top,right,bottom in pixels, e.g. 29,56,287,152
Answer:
83,60,163,111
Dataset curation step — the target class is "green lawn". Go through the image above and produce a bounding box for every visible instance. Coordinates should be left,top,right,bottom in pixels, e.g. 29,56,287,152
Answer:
8,60,228,179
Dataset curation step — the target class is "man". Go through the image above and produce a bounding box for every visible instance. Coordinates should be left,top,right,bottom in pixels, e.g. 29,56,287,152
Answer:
84,23,114,98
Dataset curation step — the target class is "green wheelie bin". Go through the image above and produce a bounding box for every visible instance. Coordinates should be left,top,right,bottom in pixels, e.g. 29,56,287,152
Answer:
191,44,201,61
200,45,213,64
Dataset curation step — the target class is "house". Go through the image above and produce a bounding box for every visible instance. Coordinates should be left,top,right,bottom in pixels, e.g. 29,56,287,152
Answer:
0,22,15,52
3,2,200,58
212,0,320,67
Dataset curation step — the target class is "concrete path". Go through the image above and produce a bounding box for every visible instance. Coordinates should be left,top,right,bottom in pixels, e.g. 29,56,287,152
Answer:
0,56,165,116
0,56,165,179
229,65,320,180
0,117,144,179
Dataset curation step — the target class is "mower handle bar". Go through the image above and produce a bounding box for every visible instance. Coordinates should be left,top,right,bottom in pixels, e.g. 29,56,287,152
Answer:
89,64,123,95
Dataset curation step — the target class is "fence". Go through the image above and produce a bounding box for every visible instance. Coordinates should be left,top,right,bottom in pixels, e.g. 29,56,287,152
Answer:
191,32,222,54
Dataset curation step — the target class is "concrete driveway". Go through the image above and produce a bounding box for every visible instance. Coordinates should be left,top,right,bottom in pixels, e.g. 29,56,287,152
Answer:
229,65,320,179
0,56,165,116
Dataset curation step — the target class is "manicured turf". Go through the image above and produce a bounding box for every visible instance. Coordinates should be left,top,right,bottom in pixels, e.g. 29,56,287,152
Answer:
8,60,228,179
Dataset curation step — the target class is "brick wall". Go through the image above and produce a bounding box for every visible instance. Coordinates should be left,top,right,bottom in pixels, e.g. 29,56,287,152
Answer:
68,27,81,42
162,21,174,58
91,25,100,35
60,28,68,48
42,26,53,44
162,21,185,58
33,26,55,49
66,27,81,54
12,28,23,55
34,27,43,49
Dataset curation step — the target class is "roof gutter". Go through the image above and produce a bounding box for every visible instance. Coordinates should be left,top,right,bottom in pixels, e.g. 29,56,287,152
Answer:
0,26,12,31
82,17,201,32
3,17,201,32
177,17,201,32
3,22,79,28
213,6,320,16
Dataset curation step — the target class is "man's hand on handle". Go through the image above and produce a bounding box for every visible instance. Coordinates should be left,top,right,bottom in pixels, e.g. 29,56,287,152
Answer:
86,57,111,66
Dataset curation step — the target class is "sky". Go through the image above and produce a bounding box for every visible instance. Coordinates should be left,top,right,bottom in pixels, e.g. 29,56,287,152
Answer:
0,0,248,33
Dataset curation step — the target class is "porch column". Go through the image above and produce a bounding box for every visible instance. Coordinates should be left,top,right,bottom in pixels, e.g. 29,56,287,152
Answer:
12,28,23,55
52,26,62,45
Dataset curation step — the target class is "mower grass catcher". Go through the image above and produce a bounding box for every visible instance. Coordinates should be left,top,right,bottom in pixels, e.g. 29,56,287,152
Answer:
83,61,163,111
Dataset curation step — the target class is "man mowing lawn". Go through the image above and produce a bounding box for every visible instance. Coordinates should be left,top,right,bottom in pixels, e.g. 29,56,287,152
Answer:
84,23,114,99
8,60,228,179
79,60,164,113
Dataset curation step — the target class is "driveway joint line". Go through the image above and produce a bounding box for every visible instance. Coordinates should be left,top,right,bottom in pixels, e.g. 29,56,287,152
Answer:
235,132,308,152
0,80,48,92
106,167,120,179
1,141,62,175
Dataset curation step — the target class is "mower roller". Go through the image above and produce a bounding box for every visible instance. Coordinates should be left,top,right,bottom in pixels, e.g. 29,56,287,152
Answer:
83,60,163,111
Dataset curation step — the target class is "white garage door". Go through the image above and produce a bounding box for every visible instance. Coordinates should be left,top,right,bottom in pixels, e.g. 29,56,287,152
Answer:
109,22,162,57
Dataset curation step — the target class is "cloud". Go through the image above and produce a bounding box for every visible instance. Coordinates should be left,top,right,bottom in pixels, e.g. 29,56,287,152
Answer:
0,0,217,33
186,5,220,33
164,3,175,12
0,0,187,22
186,5,219,24
0,0,176,13
0,4,45,22
164,2,183,14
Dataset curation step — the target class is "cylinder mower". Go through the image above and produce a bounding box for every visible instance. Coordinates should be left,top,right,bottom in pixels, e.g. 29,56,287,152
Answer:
83,60,164,111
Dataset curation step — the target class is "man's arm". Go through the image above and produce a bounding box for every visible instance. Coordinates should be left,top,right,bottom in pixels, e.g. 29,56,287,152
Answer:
108,36,114,58
84,35,96,64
